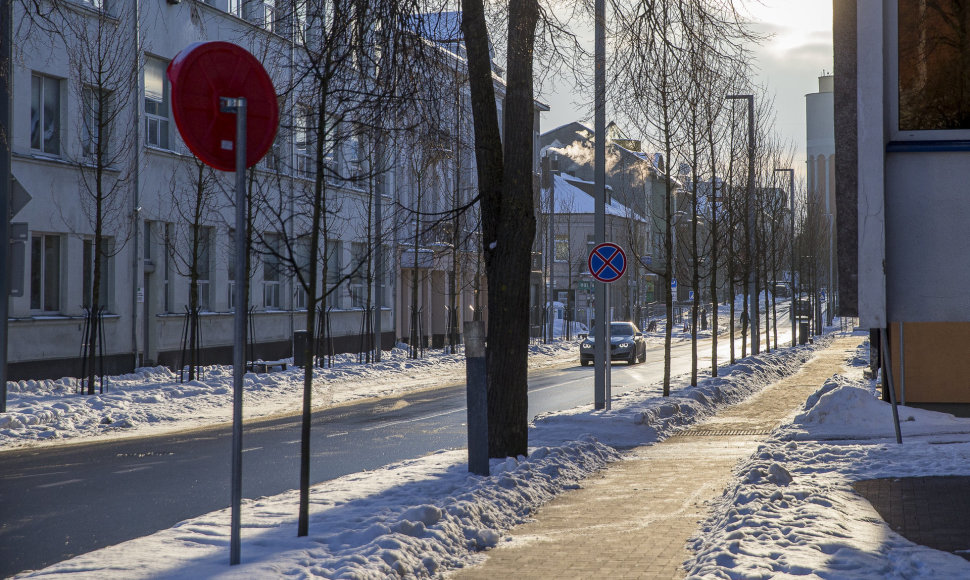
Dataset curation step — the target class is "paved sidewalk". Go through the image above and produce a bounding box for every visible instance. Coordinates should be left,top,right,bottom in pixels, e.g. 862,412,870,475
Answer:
452,335,866,579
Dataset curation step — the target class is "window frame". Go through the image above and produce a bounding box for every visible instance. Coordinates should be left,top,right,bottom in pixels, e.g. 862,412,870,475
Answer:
262,233,282,309
30,233,62,313
30,73,61,156
82,85,113,159
554,234,570,263
194,225,213,312
144,56,171,149
890,0,970,141
294,105,314,178
349,241,367,309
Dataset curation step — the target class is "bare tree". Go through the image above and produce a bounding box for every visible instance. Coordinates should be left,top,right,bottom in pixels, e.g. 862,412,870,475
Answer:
253,0,432,536
54,2,139,393
165,159,220,381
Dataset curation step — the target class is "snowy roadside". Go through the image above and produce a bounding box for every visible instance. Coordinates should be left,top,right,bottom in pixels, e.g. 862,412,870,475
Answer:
0,340,583,450
0,320,709,450
685,341,970,578
14,330,826,579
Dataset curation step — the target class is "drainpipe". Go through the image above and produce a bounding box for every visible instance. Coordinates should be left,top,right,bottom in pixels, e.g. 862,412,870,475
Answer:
131,0,142,368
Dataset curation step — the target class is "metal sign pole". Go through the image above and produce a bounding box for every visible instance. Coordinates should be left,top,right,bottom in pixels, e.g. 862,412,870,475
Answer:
222,96,248,566
464,320,489,475
594,0,608,410
0,0,11,413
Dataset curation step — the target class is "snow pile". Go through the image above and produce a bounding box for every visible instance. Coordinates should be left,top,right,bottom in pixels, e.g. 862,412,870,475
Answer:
17,442,618,579
531,341,820,449
686,355,970,578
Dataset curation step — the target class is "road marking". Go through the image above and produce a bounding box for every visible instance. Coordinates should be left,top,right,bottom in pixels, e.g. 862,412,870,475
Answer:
113,466,154,474
1,470,69,481
326,431,349,438
360,408,463,432
529,376,590,393
36,478,83,489
242,447,263,453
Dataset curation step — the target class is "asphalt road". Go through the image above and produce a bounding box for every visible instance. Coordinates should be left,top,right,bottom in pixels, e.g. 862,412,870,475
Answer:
0,316,790,577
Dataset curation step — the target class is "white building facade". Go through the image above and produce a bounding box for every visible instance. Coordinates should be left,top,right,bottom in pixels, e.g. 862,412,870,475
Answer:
11,1,539,379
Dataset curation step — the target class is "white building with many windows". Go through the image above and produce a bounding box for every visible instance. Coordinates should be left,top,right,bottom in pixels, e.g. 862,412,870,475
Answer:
11,1,543,379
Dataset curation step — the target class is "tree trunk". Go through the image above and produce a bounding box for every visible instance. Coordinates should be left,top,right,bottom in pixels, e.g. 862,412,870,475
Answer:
462,0,539,458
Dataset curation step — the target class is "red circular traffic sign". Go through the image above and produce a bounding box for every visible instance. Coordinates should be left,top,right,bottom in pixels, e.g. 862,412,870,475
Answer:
167,42,279,172
588,242,627,283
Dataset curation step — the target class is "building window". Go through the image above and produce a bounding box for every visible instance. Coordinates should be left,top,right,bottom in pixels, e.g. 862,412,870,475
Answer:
262,0,275,32
195,226,212,311
555,234,570,262
162,223,173,313
82,86,113,158
898,0,970,131
82,238,114,311
144,56,170,149
227,228,236,310
263,233,282,309
293,235,311,309
294,106,314,178
350,241,367,308
346,125,365,181
30,234,61,312
30,74,60,155
325,241,341,309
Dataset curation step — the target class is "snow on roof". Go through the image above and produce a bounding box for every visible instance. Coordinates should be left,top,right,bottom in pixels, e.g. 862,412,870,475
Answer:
414,11,463,42
548,173,645,221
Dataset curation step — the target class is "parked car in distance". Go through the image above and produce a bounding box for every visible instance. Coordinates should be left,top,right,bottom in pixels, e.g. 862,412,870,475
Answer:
579,321,647,366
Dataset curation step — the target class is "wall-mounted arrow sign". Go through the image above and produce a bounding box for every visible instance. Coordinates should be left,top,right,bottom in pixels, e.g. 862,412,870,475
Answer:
10,176,31,219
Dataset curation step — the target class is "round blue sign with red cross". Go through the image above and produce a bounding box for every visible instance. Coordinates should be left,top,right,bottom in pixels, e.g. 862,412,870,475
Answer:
588,242,627,283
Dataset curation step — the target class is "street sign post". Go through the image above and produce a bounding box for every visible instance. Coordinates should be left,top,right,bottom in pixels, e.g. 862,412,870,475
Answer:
588,242,627,283
168,41,278,567
588,242,625,411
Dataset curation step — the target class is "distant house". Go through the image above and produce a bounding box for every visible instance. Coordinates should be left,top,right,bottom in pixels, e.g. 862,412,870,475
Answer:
537,171,650,327
538,121,679,323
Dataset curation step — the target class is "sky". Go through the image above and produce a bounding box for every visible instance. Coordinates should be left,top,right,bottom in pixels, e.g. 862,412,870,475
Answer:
538,0,835,183
9,321,970,578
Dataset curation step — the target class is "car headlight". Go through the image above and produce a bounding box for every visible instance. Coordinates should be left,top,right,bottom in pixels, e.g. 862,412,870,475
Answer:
581,343,593,350
618,342,631,348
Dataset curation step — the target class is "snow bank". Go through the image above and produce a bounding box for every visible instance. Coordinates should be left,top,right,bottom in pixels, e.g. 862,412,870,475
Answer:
0,341,581,449
686,348,970,579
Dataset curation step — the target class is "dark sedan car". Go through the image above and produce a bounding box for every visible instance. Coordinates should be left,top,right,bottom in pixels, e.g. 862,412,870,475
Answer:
579,321,647,366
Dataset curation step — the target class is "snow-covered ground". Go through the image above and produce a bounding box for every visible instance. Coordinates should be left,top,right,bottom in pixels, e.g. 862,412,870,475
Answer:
18,313,961,579
686,340,970,578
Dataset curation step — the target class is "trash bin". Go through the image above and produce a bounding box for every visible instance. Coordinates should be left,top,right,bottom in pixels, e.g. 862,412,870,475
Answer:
293,330,308,367
798,320,809,345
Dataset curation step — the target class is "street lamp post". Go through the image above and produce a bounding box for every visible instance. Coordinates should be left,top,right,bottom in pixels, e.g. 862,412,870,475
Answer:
774,168,796,346
727,94,758,354
825,213,834,327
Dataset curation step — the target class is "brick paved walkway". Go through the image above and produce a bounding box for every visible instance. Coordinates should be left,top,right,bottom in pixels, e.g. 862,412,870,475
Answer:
451,335,866,579
854,475,970,560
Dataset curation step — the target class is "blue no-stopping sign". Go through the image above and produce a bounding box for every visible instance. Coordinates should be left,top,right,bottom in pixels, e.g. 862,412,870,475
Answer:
588,242,627,283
